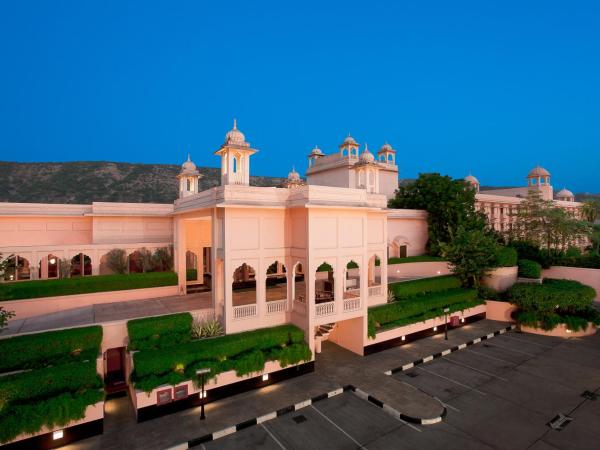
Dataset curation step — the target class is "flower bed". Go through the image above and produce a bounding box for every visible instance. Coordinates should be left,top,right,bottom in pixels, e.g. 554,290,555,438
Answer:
368,288,483,337
0,271,177,301
131,323,312,393
0,326,103,444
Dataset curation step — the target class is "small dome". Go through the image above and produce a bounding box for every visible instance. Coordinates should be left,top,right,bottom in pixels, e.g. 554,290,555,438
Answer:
528,166,550,178
556,188,574,198
378,142,395,153
309,146,324,156
288,167,301,181
224,119,248,146
181,154,197,172
464,174,479,185
360,144,375,163
340,134,357,147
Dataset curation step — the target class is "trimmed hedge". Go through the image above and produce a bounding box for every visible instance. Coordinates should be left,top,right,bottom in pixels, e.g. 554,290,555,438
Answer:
494,246,518,267
0,272,177,301
551,254,600,269
386,255,444,265
368,288,482,337
0,361,102,411
186,269,198,281
127,313,193,351
132,324,311,392
518,259,542,278
509,278,599,331
0,326,102,373
388,275,461,300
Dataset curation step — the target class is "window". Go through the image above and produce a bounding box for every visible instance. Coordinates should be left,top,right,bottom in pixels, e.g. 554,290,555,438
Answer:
233,157,237,173
187,178,192,191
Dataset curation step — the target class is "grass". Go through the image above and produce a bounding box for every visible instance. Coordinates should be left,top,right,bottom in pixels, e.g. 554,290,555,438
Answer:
388,275,461,300
127,313,193,351
0,271,177,301
380,255,445,266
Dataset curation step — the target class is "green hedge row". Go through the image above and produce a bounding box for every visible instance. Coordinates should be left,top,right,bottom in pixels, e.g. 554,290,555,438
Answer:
494,246,518,267
132,324,311,392
388,275,461,300
0,389,103,444
0,272,177,301
0,361,102,412
551,255,600,269
0,326,102,373
385,255,444,265
518,259,542,278
368,288,482,337
127,313,193,351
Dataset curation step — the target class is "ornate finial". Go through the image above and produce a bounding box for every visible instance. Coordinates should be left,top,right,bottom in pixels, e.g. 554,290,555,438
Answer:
233,118,237,130
187,153,191,162
364,142,369,152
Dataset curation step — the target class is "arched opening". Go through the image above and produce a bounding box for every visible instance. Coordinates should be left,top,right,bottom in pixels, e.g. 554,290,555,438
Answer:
368,254,381,287
186,250,199,281
315,262,334,304
232,263,256,308
344,260,360,299
3,256,31,281
388,153,394,162
233,156,238,173
266,261,286,302
292,262,306,303
70,253,91,277
38,254,59,279
350,148,357,158
342,148,348,157
128,251,144,273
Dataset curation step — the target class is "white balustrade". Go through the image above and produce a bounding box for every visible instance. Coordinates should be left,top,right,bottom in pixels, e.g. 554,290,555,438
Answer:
368,285,383,297
315,301,335,317
266,299,287,314
233,304,257,319
293,300,307,315
343,297,361,312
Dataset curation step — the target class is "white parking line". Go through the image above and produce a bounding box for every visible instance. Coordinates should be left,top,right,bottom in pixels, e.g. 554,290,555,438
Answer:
486,341,536,357
433,396,460,412
310,405,367,449
442,357,509,382
397,417,423,432
416,366,487,395
498,334,555,349
466,348,516,365
260,423,287,450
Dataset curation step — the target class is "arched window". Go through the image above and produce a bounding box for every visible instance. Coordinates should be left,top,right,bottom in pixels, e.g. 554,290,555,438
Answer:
232,263,256,307
344,260,360,298
266,261,287,303
186,178,192,191
388,153,393,162
315,262,334,304
292,262,305,303
233,156,238,173
71,253,92,277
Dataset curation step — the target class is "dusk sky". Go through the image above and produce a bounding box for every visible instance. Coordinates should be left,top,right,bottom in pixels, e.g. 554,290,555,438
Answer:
1,1,599,192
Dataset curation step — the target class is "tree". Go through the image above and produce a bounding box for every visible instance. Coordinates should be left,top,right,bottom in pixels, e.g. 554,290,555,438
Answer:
439,226,499,288
389,173,490,255
106,249,128,274
581,199,600,224
0,254,16,329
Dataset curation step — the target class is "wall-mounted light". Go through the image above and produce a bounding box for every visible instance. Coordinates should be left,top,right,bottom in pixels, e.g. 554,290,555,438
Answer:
433,326,437,331
262,374,269,381
566,329,573,334
200,390,207,398
401,335,406,341
436,271,441,274
53,430,64,440
460,318,465,323
49,258,57,265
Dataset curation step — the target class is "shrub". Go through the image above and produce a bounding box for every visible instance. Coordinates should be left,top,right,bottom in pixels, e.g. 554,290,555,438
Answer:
132,324,310,392
565,246,582,258
477,286,502,301
105,249,127,274
368,288,482,337
191,317,223,339
551,254,600,269
0,326,102,373
0,306,15,329
518,259,541,278
386,255,444,265
186,268,198,281
388,275,461,300
494,246,518,267
152,246,174,272
127,313,193,351
0,272,177,301
509,241,552,268
317,262,333,272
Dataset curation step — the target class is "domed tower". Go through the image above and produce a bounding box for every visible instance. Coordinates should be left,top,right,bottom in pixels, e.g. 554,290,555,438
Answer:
307,146,324,167
556,188,575,202
214,120,257,186
464,174,480,193
339,134,359,159
377,142,396,164
527,166,553,200
282,167,306,188
177,154,201,198
354,144,379,193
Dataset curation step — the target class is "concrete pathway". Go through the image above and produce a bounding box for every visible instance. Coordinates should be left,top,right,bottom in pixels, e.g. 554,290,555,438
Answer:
1,292,213,336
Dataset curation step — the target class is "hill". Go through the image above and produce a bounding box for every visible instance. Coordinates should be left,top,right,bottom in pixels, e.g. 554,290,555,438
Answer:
0,161,285,204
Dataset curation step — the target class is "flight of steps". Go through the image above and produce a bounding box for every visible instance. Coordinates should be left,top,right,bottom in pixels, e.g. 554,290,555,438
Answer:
315,323,336,353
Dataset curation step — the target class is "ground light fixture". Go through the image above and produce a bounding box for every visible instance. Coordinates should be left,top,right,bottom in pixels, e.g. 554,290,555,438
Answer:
433,326,437,331
196,368,211,420
262,373,269,381
443,308,450,340
52,430,64,440
401,335,406,341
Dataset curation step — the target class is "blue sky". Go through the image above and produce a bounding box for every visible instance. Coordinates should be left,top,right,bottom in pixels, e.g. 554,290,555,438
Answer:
1,1,599,192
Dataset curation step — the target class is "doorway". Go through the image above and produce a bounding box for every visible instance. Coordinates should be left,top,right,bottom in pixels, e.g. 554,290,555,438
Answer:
105,347,127,394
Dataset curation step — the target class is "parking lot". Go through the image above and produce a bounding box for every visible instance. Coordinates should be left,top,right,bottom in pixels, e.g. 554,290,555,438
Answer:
197,331,600,450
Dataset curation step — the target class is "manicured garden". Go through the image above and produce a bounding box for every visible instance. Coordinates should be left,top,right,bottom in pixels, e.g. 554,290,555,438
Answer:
368,276,484,337
128,314,312,393
507,278,599,332
0,326,103,444
0,271,177,301
386,255,445,265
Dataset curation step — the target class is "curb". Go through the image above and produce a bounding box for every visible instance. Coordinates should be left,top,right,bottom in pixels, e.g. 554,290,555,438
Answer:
384,324,517,376
348,385,446,425
178,386,353,449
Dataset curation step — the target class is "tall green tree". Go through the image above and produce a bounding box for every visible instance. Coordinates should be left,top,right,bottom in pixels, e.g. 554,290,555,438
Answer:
0,254,16,329
389,173,490,254
439,227,499,288
581,199,600,223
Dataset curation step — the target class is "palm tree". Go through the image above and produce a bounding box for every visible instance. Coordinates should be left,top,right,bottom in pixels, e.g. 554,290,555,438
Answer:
581,199,600,223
